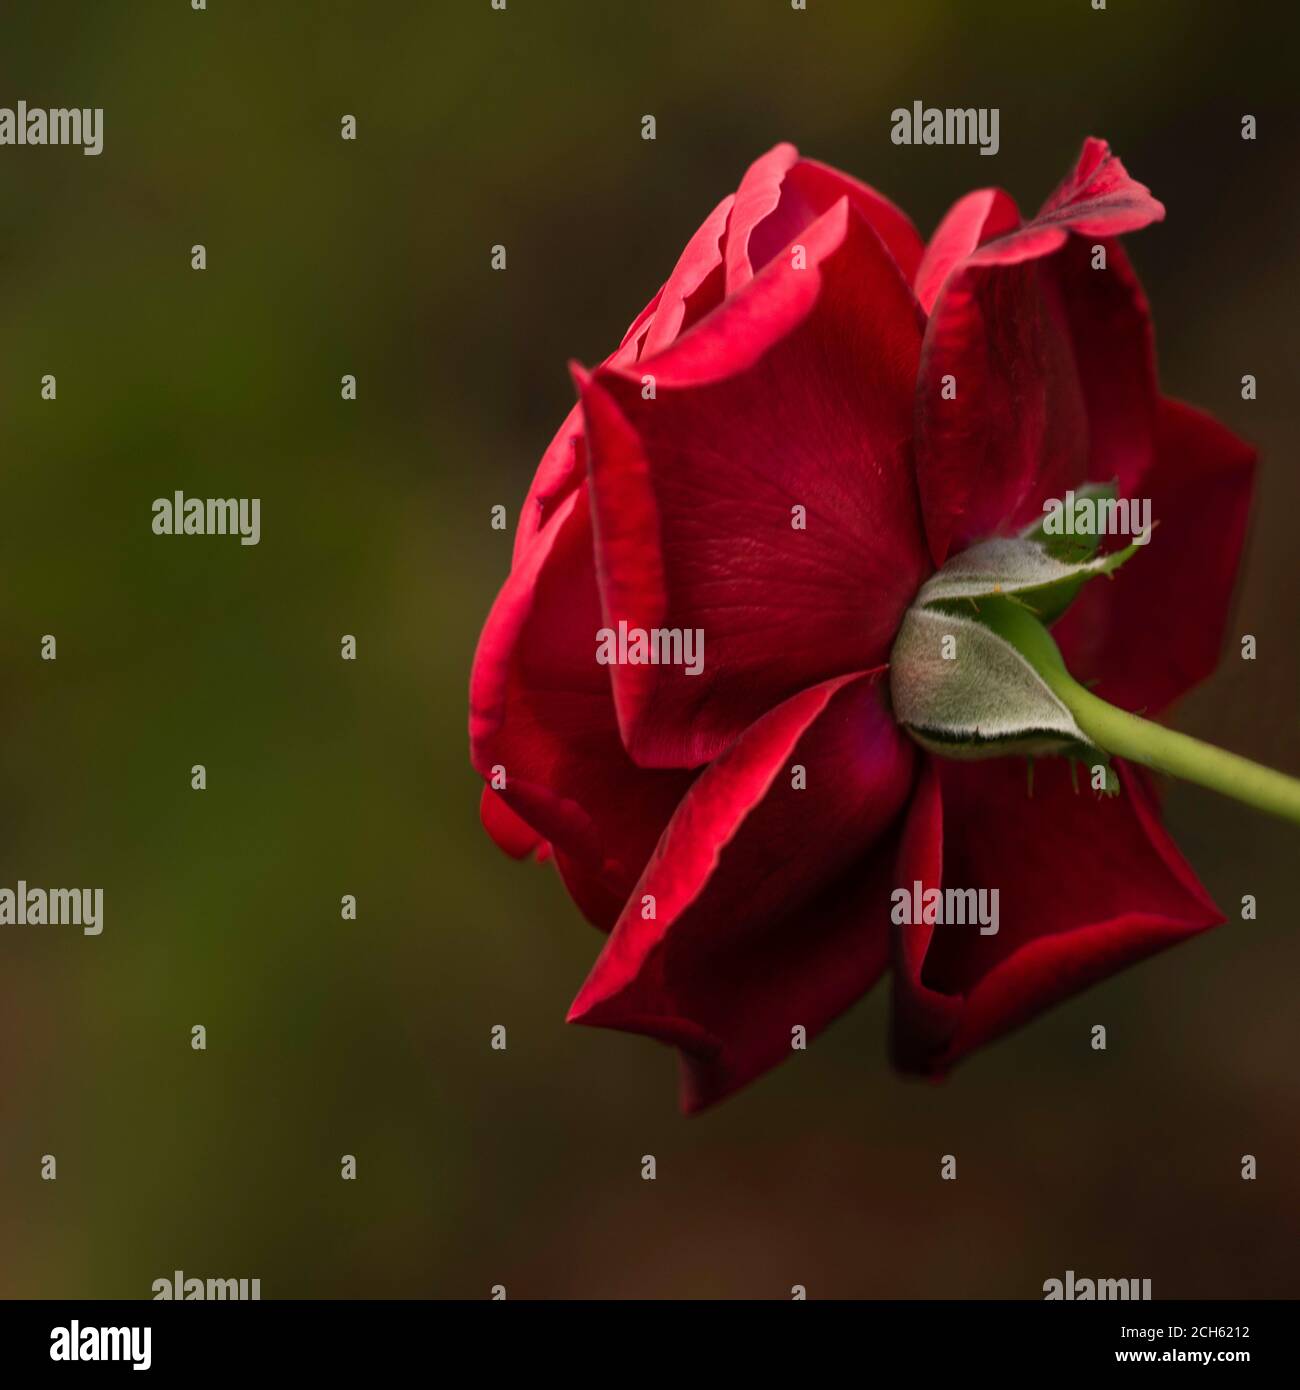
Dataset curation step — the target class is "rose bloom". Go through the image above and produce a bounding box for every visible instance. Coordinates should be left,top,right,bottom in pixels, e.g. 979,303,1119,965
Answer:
469,139,1254,1112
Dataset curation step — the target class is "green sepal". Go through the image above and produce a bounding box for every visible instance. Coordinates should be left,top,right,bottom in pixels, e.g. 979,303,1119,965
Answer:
1021,480,1119,561
914,530,1140,626
889,598,1119,790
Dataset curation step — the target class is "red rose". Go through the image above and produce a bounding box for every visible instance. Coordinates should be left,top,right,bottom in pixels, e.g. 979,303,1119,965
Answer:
469,139,1256,1111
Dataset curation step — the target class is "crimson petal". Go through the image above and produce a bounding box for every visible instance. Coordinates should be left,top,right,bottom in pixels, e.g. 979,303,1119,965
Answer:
480,786,546,861
725,142,924,295
914,187,1019,315
580,197,929,768
891,757,1222,1075
915,139,1165,565
512,189,735,563
469,486,694,927
569,670,915,1111
1051,396,1256,714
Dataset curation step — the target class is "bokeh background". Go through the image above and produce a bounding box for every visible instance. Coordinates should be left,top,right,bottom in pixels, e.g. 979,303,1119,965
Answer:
0,0,1296,1298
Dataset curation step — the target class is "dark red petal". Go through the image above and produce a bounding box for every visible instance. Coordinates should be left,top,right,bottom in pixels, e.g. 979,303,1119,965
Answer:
891,757,1221,1076
914,187,1020,315
480,786,546,860
551,847,630,930
1036,136,1166,236
725,143,801,294
916,253,1089,564
510,291,664,566
916,139,1165,565
1046,236,1158,496
887,757,963,1071
1052,397,1257,714
725,142,923,295
568,670,915,1111
511,185,738,566
581,197,929,768
641,194,734,358
509,402,587,566
469,486,694,927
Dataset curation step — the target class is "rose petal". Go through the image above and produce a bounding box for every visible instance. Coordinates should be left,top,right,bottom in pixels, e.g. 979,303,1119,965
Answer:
1051,396,1257,714
1036,136,1166,237
725,143,923,296
1047,236,1158,496
568,670,915,1111
887,757,963,1071
640,194,734,358
480,786,546,860
916,139,1165,565
916,253,1090,564
891,756,1222,1075
510,289,665,566
509,402,588,566
470,486,694,927
580,196,929,768
914,187,1020,315
512,188,740,565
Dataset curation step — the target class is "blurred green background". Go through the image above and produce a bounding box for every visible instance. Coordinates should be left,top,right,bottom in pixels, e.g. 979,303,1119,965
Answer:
0,0,1296,1298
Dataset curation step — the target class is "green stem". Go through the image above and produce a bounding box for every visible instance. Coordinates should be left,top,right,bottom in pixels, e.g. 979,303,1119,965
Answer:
1059,681,1300,825
983,598,1300,827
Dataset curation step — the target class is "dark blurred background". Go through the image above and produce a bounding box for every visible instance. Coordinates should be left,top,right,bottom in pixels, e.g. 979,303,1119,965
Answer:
0,0,1296,1298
